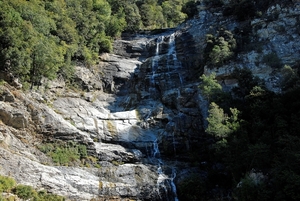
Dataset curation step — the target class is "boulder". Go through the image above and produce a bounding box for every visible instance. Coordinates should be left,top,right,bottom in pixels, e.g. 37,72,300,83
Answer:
0,102,28,129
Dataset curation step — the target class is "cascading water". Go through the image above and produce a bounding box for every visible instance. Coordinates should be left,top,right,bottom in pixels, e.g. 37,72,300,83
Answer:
171,168,179,201
167,33,181,70
150,137,179,201
147,33,181,201
152,138,168,199
150,36,164,97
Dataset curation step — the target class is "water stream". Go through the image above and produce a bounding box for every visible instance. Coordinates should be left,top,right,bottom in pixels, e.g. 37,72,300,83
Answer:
150,36,164,97
149,33,181,201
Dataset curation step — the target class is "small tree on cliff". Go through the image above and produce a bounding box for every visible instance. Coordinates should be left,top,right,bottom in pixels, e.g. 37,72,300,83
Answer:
206,102,240,150
199,73,222,101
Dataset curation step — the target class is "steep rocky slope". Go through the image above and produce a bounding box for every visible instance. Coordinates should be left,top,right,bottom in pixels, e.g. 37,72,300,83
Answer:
0,2,300,201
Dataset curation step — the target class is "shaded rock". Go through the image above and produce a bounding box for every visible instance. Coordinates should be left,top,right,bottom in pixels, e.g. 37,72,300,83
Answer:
0,102,28,129
95,142,142,163
0,87,15,102
98,164,159,198
74,65,103,91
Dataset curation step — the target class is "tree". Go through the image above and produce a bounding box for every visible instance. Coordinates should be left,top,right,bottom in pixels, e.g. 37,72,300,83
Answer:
30,35,65,88
280,65,299,91
162,0,187,28
205,28,236,66
123,4,142,32
232,67,261,98
140,2,165,29
182,1,199,19
199,73,222,101
206,102,240,149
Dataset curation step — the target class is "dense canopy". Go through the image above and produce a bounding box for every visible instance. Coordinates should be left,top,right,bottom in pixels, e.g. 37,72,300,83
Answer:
0,0,193,88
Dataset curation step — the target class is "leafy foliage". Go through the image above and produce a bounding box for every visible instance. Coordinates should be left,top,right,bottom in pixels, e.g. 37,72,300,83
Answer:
0,0,194,88
205,28,236,66
177,174,206,201
14,185,36,200
38,141,88,166
206,102,240,150
191,65,300,200
199,73,222,101
0,176,15,193
223,0,276,21
280,65,299,90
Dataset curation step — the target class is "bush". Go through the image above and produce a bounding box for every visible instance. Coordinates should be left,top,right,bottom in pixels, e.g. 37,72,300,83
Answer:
262,52,282,68
38,141,88,166
0,176,15,193
204,29,236,66
35,190,65,201
177,174,206,201
0,175,65,200
182,1,199,19
14,185,36,200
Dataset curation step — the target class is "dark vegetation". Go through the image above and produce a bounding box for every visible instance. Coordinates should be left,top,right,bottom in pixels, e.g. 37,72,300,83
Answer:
178,1,300,199
179,65,300,200
0,0,194,89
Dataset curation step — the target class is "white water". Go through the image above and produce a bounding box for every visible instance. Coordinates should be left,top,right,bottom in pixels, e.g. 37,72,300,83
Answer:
152,36,164,74
148,33,181,201
171,168,179,201
167,33,181,70
151,137,180,201
150,36,164,96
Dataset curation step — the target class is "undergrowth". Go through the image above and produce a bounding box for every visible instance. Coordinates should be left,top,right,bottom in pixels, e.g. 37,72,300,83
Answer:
38,141,100,168
0,175,65,201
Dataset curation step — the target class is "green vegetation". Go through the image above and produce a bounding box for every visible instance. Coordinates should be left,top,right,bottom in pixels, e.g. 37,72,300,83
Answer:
280,65,299,90
199,73,222,101
223,0,276,21
190,64,300,200
0,175,64,201
38,141,89,166
108,0,192,31
205,28,236,66
206,102,240,150
0,175,15,193
177,174,205,201
38,141,101,168
0,0,195,89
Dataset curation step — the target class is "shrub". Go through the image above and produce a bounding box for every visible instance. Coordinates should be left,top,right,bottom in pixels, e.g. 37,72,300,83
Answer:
262,52,282,68
38,141,89,166
204,28,236,66
35,190,65,201
0,175,16,193
177,174,206,201
0,175,65,200
14,185,36,200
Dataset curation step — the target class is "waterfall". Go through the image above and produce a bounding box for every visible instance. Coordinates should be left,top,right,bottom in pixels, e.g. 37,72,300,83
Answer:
167,33,181,70
150,36,164,97
171,168,179,201
152,138,168,200
150,137,180,201
146,32,182,201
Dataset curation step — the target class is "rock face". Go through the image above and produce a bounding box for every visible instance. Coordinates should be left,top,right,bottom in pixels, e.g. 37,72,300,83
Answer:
0,2,300,201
